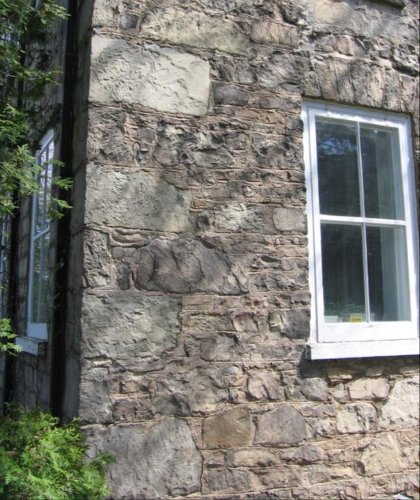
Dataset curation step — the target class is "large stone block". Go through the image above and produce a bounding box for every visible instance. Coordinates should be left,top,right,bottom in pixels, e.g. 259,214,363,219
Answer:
359,434,402,476
255,405,308,445
81,291,180,359
90,36,211,116
87,420,203,498
141,7,250,54
336,403,376,434
203,407,253,448
135,236,248,294
85,165,192,232
378,376,419,429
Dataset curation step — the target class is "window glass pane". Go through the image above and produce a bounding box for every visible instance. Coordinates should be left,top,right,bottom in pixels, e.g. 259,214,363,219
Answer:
321,224,365,322
361,126,404,220
367,226,410,321
316,119,360,216
31,233,50,323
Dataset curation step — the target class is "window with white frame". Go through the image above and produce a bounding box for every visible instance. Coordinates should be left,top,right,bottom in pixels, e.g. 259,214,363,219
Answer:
27,130,54,340
302,102,419,360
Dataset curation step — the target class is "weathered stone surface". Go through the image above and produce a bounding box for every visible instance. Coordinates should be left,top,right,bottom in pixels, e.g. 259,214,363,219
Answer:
247,371,282,401
141,8,250,54
359,434,402,476
88,420,203,498
255,405,308,445
378,376,420,429
90,36,211,116
83,230,112,287
79,367,112,423
203,407,253,448
299,378,328,401
273,208,306,232
251,20,299,47
336,403,376,434
348,378,390,400
81,292,180,359
226,449,278,467
85,165,192,231
135,236,247,294
282,444,325,464
207,469,252,492
269,309,309,339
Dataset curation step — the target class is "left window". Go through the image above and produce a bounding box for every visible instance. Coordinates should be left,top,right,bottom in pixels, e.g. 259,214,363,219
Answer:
27,130,54,339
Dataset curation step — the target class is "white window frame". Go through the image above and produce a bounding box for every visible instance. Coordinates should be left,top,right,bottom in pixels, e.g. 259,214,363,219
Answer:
302,101,419,360
27,129,55,341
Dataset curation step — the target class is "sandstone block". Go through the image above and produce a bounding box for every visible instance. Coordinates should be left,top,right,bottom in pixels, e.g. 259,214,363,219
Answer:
90,36,210,116
282,444,325,464
85,165,192,232
79,367,112,423
273,208,306,232
255,405,308,445
203,407,253,448
378,376,419,429
336,403,376,434
81,291,180,359
226,449,278,467
348,378,390,401
89,420,203,498
141,8,250,54
251,20,299,47
246,371,282,401
360,434,402,476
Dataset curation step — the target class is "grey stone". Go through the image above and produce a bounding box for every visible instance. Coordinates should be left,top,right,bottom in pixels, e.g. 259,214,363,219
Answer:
251,20,299,47
299,378,328,401
85,165,192,232
273,208,306,232
269,310,309,339
226,449,278,467
247,371,282,401
90,36,211,116
89,420,203,498
255,405,308,445
79,367,112,423
282,444,325,464
135,237,247,294
81,291,180,359
207,469,252,492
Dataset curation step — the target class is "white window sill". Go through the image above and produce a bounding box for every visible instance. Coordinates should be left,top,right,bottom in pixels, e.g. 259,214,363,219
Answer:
16,336,47,356
306,339,419,360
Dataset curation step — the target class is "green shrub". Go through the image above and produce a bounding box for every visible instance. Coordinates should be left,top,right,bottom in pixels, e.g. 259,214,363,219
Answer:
0,405,113,499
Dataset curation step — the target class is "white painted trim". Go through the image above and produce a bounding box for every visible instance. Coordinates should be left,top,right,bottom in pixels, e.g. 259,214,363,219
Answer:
16,336,47,356
302,101,419,357
308,339,420,360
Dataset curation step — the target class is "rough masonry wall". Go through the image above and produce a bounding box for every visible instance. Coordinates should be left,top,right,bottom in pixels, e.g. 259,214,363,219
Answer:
81,0,419,498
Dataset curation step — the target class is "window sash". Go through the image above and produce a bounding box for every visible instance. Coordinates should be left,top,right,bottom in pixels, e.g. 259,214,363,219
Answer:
27,130,54,340
303,102,419,345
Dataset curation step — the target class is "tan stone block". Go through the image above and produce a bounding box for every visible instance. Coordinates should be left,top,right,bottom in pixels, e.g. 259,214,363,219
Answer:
336,403,376,434
203,407,253,448
226,449,278,467
360,434,402,476
141,8,250,55
348,378,390,401
250,20,299,48
378,376,420,430
90,36,211,116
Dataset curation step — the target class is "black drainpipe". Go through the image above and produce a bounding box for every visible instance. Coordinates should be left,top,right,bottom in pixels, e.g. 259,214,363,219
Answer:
50,0,78,420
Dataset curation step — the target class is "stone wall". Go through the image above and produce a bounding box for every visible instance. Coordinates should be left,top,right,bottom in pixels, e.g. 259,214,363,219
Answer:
79,0,419,498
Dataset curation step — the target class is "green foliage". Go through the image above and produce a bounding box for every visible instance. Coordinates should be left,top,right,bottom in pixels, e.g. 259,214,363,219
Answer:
0,318,21,355
0,0,72,353
0,405,113,499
